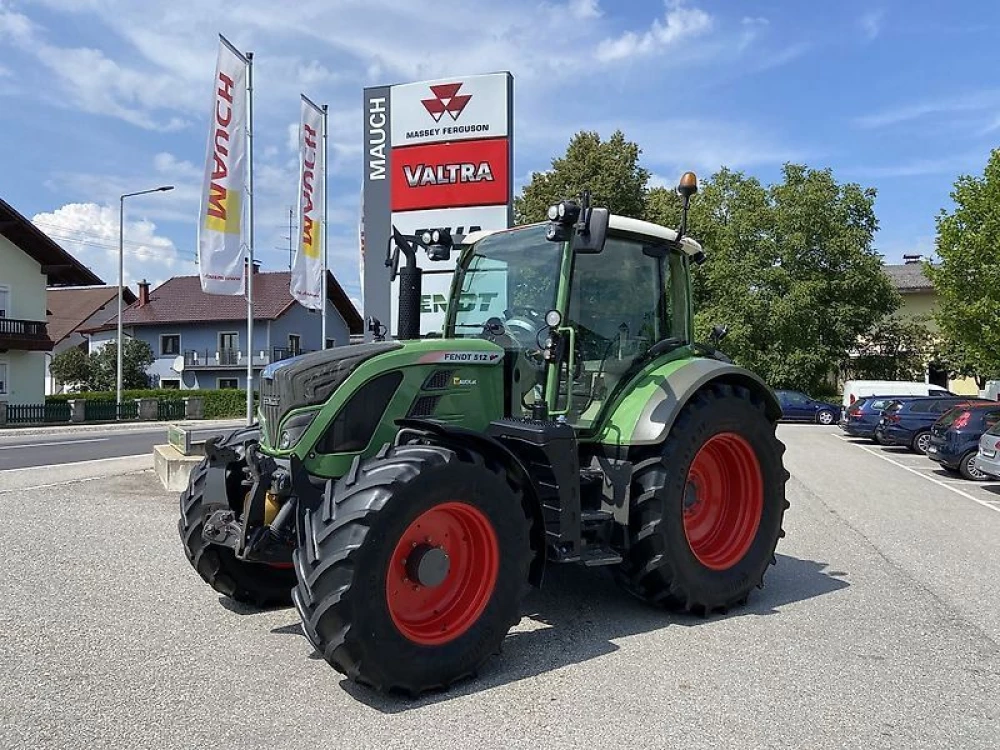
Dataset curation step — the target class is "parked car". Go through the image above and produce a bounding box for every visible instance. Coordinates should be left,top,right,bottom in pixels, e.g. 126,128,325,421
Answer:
775,389,841,424
842,380,953,411
839,395,918,441
874,396,993,454
926,403,1000,479
973,422,1000,480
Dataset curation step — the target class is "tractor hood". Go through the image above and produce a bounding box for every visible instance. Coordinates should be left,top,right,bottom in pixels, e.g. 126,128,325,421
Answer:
259,342,402,446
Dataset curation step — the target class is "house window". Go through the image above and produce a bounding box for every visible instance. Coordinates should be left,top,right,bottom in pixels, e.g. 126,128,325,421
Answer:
219,332,239,351
218,378,239,389
288,334,301,355
160,334,180,356
0,361,7,394
0,286,8,318
160,379,181,390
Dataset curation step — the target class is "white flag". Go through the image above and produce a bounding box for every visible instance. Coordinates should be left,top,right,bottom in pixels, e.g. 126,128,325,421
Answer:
197,37,248,295
290,96,325,309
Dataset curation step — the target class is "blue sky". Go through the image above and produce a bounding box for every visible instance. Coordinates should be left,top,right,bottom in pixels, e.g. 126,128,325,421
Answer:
1,0,998,309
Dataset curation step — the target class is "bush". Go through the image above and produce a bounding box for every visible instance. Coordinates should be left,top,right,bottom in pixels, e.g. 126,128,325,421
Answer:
46,388,259,420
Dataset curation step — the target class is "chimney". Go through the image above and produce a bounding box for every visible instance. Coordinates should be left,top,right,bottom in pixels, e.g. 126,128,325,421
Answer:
903,254,923,265
245,258,260,274
138,279,150,306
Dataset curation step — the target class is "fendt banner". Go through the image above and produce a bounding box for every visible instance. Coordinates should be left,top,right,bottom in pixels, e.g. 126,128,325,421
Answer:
197,36,250,295
362,72,514,338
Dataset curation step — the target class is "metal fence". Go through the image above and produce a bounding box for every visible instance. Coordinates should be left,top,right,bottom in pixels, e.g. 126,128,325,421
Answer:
5,402,71,425
83,400,139,421
157,399,186,420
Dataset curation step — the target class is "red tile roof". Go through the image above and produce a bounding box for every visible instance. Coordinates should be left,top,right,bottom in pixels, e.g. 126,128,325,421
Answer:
90,270,362,334
46,285,137,344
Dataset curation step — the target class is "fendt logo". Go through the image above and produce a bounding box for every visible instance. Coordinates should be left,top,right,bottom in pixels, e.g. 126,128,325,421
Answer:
421,83,472,123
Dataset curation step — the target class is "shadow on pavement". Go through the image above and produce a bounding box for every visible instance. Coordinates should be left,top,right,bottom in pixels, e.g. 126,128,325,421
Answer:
267,553,849,713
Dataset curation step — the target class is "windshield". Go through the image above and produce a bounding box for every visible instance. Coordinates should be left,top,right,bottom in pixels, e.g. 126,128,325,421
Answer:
446,224,562,338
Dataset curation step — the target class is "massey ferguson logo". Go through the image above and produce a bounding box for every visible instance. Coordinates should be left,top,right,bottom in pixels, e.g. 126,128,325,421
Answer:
422,83,471,122
404,162,495,188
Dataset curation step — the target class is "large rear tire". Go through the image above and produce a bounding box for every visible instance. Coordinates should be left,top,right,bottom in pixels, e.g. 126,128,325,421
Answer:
292,443,533,696
616,382,789,614
178,427,296,607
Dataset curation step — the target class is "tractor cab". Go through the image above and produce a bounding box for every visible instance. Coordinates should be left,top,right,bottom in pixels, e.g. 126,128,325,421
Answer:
444,206,704,433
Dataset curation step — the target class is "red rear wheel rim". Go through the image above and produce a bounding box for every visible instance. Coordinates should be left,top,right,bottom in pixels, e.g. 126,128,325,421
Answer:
683,432,764,571
386,501,499,646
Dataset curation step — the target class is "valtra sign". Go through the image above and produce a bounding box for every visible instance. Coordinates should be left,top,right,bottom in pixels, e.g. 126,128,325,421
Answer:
362,72,513,338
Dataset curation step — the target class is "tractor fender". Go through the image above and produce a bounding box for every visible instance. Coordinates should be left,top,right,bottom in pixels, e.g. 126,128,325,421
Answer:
394,418,548,588
623,357,781,446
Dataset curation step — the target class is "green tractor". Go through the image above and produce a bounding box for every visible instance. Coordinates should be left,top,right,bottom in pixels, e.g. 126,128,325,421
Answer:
178,173,789,695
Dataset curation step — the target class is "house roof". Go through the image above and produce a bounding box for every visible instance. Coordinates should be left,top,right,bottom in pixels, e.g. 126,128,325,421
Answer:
0,197,104,286
87,270,363,334
46,285,137,344
883,263,934,292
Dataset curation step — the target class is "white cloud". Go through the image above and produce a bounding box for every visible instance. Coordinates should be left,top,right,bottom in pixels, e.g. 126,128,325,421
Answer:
860,9,885,41
567,0,601,19
854,89,1000,129
31,203,195,289
596,0,712,62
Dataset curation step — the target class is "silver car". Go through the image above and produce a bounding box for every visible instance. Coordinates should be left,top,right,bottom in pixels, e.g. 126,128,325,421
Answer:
973,423,1000,479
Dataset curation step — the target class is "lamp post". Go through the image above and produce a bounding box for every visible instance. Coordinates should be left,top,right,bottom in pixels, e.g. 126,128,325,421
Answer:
117,185,174,407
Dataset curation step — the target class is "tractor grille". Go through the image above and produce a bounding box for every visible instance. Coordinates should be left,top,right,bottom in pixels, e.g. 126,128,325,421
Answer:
422,369,455,390
408,395,441,418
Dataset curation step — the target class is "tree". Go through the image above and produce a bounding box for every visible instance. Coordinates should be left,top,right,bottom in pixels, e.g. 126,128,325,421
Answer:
647,165,900,393
87,338,155,391
514,130,649,224
844,316,933,381
925,148,1000,384
49,346,91,390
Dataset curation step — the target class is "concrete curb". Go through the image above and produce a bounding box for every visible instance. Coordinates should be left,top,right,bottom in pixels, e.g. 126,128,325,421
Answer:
0,419,247,441
0,454,154,492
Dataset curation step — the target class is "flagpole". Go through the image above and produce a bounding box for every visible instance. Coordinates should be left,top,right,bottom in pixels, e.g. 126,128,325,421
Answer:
245,49,255,426
321,103,328,349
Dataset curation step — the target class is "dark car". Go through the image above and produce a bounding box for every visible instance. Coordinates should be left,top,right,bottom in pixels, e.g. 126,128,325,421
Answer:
926,403,1000,479
775,389,840,425
839,395,918,441
874,396,994,454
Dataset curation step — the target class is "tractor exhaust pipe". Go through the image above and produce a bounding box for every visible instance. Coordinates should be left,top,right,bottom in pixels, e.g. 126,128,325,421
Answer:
386,226,423,341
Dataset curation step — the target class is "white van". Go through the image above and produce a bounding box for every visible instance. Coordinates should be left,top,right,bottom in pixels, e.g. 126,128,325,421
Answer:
841,380,953,410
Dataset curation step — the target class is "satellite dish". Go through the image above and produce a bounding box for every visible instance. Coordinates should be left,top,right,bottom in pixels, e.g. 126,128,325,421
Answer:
172,355,184,373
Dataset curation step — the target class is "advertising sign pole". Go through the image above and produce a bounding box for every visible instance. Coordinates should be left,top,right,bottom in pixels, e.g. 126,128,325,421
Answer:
245,49,255,426
322,104,329,348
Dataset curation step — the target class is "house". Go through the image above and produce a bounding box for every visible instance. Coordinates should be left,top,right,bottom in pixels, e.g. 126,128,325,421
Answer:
45,284,137,394
0,197,103,405
882,259,978,396
85,265,364,390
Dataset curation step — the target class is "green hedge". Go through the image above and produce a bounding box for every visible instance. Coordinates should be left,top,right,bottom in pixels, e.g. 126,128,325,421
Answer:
46,389,258,420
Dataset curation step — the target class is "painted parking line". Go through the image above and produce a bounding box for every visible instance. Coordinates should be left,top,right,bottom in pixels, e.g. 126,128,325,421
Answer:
832,433,1000,515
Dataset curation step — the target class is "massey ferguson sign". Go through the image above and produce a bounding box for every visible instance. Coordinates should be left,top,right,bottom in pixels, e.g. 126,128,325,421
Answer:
362,72,513,338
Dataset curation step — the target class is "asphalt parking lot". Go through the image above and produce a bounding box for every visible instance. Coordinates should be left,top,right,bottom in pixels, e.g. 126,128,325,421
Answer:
2,425,998,750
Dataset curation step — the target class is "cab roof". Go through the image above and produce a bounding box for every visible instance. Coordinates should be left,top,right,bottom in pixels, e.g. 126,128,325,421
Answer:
461,215,704,257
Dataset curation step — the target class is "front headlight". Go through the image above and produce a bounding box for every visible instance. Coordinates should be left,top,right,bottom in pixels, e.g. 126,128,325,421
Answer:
278,410,319,450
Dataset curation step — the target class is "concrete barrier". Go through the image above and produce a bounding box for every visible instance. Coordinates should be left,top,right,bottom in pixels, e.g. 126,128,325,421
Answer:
154,423,207,491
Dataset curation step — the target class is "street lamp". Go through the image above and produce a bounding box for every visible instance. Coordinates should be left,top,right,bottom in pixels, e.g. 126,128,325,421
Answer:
117,185,174,407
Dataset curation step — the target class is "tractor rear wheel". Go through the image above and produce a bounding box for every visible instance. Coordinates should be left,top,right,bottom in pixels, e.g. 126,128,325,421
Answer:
292,443,533,696
616,382,789,614
178,427,296,607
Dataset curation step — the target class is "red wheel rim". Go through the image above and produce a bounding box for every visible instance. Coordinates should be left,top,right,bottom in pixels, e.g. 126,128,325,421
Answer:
683,432,764,571
386,501,499,646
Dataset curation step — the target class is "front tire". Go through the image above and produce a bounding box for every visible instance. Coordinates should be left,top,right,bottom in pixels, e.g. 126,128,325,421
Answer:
616,383,789,614
178,427,296,607
292,443,533,695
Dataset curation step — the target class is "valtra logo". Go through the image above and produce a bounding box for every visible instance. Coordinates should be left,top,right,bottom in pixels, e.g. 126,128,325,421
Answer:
421,83,472,123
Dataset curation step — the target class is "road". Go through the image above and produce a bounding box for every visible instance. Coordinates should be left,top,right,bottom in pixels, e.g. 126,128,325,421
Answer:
0,423,242,471
1,424,998,749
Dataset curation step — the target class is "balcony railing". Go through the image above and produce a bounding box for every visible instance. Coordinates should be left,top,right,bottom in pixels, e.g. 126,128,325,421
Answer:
183,348,270,369
272,347,315,362
0,317,53,352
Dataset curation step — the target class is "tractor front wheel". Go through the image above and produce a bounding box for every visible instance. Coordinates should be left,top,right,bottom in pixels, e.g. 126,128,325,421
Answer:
292,443,533,696
178,428,296,608
617,383,789,614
